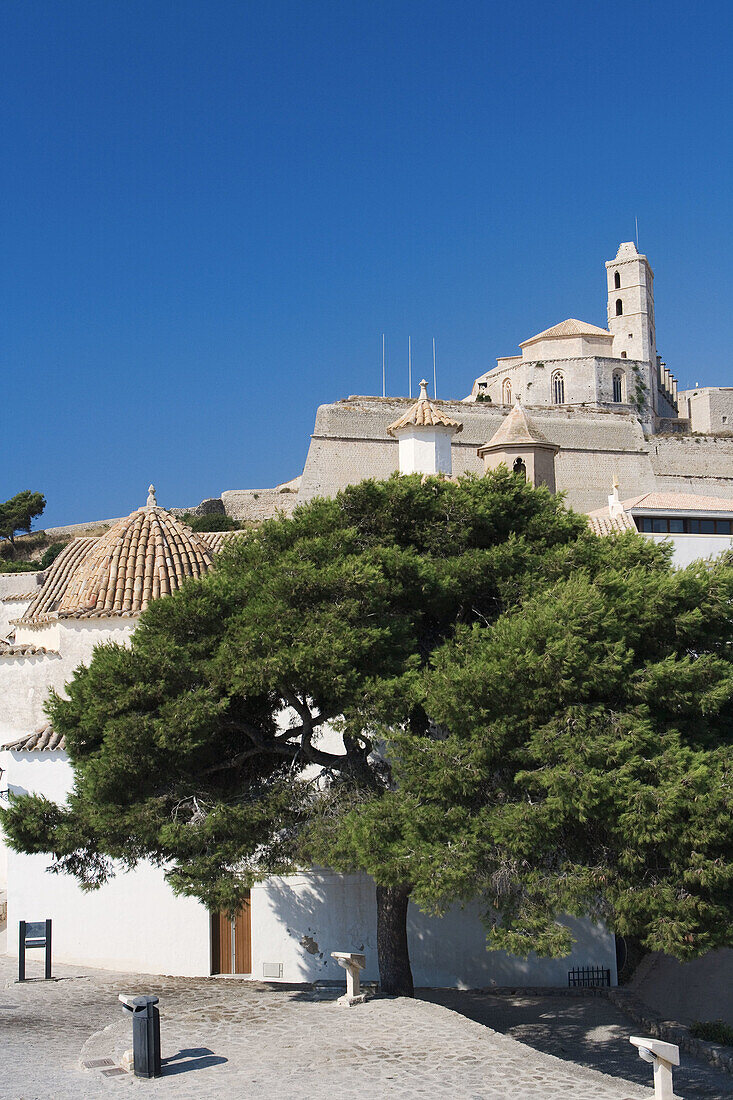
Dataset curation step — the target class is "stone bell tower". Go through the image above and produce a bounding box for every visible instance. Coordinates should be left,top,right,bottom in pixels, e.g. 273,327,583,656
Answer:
606,241,657,368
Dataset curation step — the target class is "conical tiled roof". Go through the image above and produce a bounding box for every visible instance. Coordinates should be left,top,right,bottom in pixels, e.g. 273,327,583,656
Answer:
387,381,463,437
482,400,555,449
55,495,214,618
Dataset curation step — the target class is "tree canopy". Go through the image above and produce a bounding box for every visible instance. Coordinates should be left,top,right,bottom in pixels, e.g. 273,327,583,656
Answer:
2,471,731,992
0,490,46,544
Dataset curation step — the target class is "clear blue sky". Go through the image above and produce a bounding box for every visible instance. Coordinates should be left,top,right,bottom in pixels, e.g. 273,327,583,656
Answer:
3,1,733,527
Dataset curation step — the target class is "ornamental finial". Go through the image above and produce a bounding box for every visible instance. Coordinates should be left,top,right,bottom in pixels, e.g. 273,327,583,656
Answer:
418,379,429,400
147,484,157,508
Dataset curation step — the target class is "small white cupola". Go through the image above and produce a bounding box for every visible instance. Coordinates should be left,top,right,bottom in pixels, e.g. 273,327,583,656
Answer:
387,380,463,475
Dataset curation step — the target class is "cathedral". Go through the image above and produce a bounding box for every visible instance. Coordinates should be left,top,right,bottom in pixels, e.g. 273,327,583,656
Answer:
1,241,731,984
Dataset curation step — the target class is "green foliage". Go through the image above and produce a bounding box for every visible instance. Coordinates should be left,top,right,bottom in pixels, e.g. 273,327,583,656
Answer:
1,470,731,966
180,512,242,532
0,491,46,544
0,559,43,573
690,1020,733,1046
39,542,67,570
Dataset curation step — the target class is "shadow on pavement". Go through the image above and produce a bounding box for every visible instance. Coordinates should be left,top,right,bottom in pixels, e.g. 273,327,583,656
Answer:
162,1047,227,1075
418,989,731,1099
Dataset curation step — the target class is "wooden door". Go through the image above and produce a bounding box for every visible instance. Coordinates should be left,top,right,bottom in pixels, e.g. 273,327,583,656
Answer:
211,893,251,974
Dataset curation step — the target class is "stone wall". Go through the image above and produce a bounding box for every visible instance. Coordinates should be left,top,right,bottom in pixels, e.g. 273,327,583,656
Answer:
677,387,733,434
300,397,656,513
476,357,655,424
221,487,300,522
298,395,733,514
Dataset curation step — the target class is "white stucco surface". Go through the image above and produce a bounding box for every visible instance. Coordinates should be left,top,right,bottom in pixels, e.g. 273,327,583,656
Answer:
3,750,210,975
643,531,733,567
251,872,617,988
396,426,454,475
0,620,133,740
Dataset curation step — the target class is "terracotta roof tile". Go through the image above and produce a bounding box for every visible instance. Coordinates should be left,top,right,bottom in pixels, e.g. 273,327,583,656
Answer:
387,381,463,437
20,537,100,623
197,531,242,553
587,512,637,535
4,722,65,752
520,318,612,346
480,400,555,449
1,591,39,603
57,507,214,617
620,492,733,513
0,639,57,657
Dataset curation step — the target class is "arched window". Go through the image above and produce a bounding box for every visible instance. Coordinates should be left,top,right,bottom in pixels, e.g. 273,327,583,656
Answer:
612,371,624,403
616,298,623,316
551,371,565,404
621,351,627,358
513,457,526,479
614,271,621,289
502,379,512,404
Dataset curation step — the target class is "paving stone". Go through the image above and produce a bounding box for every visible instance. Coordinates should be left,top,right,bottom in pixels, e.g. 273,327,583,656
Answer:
0,957,727,1098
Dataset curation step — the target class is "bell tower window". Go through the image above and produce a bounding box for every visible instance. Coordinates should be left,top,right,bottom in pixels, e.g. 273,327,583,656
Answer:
551,372,565,404
614,271,621,289
616,299,623,316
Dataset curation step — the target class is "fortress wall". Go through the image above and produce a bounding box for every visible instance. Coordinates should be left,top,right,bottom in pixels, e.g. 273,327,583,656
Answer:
650,436,733,501
555,450,657,513
299,398,657,512
221,487,300,522
677,388,733,434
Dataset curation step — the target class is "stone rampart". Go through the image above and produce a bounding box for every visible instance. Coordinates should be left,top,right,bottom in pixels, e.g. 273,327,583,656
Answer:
299,397,655,512
221,488,300,522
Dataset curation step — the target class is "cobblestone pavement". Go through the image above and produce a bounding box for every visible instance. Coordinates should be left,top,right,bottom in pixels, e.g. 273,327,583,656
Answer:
0,957,720,1099
421,990,732,1099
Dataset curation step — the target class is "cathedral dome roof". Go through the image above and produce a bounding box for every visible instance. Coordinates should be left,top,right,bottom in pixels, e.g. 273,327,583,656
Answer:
520,318,612,346
55,488,214,618
387,380,463,436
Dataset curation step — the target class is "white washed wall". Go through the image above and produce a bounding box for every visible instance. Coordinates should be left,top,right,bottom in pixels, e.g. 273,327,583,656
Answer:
252,873,617,989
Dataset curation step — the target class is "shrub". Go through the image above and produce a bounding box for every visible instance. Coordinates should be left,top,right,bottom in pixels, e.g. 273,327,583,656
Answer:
180,513,241,533
690,1020,733,1046
39,542,67,570
0,560,42,574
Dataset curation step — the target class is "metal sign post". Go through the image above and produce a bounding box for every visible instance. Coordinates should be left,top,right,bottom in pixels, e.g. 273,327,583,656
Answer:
18,919,52,981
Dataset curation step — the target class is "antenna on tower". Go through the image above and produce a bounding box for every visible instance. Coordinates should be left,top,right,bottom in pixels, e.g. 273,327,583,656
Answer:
382,333,386,397
408,336,412,398
635,216,639,248
432,337,437,399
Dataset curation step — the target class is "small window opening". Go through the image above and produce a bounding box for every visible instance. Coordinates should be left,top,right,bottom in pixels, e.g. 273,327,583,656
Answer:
621,351,627,358
513,457,526,479
614,271,621,289
502,379,512,404
616,299,623,316
552,372,565,404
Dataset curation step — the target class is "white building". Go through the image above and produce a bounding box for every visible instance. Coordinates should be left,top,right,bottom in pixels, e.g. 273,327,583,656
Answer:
0,484,618,986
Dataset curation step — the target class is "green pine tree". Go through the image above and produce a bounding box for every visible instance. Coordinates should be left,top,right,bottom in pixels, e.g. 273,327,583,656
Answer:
2,472,730,992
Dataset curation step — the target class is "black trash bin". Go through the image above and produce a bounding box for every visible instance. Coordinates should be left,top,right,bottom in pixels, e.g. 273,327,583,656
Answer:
118,994,162,1078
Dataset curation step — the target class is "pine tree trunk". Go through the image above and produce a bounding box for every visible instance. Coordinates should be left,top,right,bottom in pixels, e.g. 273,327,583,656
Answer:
376,883,414,997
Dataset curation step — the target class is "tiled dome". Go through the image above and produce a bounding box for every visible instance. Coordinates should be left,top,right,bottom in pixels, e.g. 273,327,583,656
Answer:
56,492,214,618
387,380,463,437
